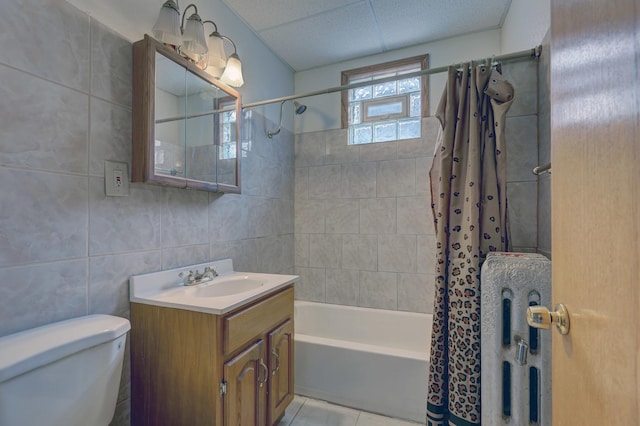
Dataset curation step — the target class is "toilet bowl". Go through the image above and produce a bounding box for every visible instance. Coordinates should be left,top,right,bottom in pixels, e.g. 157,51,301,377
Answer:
0,314,130,426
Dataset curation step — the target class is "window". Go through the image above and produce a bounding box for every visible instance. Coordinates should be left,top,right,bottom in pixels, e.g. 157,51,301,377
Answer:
219,107,237,159
218,105,252,159
218,99,237,159
341,55,429,145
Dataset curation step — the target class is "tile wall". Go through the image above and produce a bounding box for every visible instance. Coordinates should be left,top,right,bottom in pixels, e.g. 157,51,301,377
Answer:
537,34,552,258
502,56,541,253
294,119,440,313
293,58,542,313
0,1,294,424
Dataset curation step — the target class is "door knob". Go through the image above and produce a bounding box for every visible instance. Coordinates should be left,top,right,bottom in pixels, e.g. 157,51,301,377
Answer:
527,303,570,335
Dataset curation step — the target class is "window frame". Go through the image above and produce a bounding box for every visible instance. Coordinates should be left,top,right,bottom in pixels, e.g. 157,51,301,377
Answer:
341,55,429,131
362,94,408,122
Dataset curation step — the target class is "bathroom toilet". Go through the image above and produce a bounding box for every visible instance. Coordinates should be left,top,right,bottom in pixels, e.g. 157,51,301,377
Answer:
0,314,130,426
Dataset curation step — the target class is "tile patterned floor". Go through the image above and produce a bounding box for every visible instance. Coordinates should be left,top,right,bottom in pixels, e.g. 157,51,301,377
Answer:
278,396,423,426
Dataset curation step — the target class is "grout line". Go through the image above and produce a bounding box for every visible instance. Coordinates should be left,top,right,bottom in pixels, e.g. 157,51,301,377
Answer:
286,396,306,425
86,15,93,315
287,396,423,425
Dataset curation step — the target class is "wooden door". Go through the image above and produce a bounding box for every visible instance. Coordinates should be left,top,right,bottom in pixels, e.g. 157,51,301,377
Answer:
550,0,639,424
267,319,295,425
223,340,267,426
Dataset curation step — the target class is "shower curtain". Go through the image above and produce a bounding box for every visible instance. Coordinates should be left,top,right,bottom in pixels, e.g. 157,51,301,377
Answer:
427,62,514,425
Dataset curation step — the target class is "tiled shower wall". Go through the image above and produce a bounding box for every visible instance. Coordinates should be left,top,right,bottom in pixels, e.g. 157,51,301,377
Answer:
294,119,441,313
0,1,294,424
503,57,541,253
293,58,541,314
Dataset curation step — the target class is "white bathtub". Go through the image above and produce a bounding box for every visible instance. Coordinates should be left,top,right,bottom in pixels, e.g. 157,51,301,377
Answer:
294,301,431,423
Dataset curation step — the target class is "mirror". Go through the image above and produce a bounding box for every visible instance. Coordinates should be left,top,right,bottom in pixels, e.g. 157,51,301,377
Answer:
132,35,241,193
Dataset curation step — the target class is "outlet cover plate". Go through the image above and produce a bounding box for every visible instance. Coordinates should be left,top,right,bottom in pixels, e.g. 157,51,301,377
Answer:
105,160,130,196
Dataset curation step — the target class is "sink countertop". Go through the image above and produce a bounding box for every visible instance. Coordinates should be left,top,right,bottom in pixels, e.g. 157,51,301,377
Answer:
129,258,299,314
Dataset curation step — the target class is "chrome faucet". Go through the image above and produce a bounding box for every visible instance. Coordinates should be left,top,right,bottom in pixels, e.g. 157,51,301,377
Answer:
179,266,218,286
200,266,218,280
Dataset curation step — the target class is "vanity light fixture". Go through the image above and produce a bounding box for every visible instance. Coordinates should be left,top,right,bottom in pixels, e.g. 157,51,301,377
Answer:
203,20,226,78
219,36,244,88
152,1,208,67
152,0,182,47
152,1,244,87
182,6,207,51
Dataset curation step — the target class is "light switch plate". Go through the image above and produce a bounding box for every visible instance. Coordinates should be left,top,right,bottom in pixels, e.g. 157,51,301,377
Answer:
105,160,130,196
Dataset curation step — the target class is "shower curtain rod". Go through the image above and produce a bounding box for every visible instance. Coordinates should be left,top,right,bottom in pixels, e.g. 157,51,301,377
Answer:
242,45,541,109
156,45,541,124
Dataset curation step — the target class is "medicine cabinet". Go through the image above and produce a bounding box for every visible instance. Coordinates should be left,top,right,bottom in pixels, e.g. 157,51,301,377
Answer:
132,35,241,193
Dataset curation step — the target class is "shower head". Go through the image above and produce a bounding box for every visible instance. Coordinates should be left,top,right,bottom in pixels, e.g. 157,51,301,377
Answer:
294,101,307,115
267,99,307,138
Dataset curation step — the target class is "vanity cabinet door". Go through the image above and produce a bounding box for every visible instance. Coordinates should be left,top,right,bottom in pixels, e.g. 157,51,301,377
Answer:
267,319,294,425
223,340,267,426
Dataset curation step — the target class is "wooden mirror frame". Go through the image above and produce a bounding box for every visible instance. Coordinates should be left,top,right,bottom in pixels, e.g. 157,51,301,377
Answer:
132,34,241,193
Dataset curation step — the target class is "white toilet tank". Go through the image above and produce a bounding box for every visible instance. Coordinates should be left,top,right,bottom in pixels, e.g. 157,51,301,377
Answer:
0,314,130,426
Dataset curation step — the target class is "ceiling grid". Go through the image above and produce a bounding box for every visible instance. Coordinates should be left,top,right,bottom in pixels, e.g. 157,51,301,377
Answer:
220,0,512,70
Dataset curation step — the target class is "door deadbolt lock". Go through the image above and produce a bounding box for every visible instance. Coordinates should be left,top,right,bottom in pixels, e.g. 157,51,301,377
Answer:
527,303,570,335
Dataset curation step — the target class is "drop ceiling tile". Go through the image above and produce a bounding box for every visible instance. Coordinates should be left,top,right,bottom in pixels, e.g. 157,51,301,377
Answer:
370,0,510,50
221,0,362,31
259,2,385,70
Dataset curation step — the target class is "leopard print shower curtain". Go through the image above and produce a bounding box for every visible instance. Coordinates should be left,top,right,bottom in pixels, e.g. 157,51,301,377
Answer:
427,62,514,426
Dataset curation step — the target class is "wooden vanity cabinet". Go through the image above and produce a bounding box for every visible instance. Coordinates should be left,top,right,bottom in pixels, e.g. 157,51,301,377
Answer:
130,286,294,426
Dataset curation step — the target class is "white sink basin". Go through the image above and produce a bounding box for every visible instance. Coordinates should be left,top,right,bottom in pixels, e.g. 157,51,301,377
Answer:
129,259,298,314
192,276,264,298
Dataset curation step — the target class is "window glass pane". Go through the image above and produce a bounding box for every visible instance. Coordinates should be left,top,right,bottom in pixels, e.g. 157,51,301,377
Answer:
350,75,374,101
410,92,421,117
223,110,236,123
352,86,372,101
373,80,397,98
221,142,236,159
366,100,404,118
398,77,420,93
352,124,372,144
349,102,361,124
398,118,421,139
223,123,231,143
374,121,396,142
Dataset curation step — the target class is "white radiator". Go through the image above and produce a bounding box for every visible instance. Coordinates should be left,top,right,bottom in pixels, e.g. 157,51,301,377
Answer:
481,252,551,425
